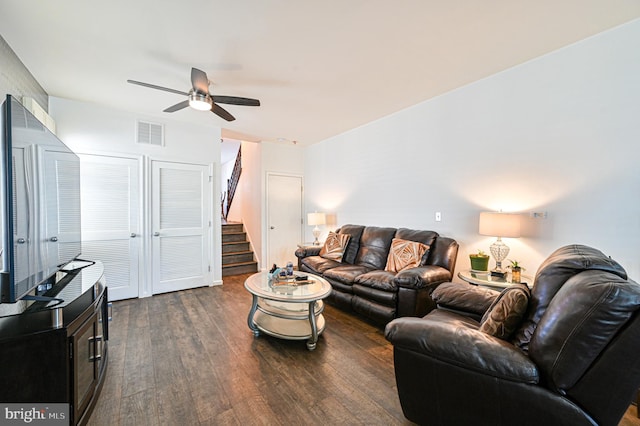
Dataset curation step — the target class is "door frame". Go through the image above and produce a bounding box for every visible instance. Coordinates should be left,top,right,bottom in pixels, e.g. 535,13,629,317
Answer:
264,172,304,269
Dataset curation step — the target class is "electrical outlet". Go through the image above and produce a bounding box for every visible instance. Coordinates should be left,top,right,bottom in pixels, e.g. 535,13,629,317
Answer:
435,212,442,222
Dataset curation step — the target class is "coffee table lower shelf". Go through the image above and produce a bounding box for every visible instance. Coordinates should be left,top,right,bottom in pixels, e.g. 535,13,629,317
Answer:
250,299,326,350
253,311,326,340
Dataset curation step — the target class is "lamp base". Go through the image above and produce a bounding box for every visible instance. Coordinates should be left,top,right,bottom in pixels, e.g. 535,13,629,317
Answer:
312,226,321,245
489,237,510,273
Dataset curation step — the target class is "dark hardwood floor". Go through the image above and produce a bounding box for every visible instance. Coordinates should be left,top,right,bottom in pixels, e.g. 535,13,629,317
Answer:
88,273,640,426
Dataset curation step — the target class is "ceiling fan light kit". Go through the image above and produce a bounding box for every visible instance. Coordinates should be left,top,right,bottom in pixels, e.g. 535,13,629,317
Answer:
127,67,260,121
188,92,213,111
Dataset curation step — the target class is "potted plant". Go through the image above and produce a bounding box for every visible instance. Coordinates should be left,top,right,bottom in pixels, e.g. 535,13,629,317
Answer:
507,260,525,283
469,250,490,271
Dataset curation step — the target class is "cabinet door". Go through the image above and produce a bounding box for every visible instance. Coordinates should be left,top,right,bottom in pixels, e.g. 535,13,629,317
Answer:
73,315,98,423
95,293,108,379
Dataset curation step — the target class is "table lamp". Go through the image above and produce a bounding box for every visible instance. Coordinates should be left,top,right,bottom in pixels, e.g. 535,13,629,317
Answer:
307,212,326,245
479,212,521,274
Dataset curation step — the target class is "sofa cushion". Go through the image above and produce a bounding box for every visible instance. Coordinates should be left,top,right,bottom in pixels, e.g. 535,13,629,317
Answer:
355,270,397,292
394,229,438,265
301,256,342,274
385,238,429,273
319,231,351,262
337,224,365,265
354,226,397,269
324,264,375,285
479,284,530,340
353,284,398,306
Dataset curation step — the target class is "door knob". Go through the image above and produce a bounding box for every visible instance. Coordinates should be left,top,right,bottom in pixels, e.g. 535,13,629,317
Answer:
130,233,136,238
50,236,58,242
270,226,275,230
17,238,26,244
153,232,160,237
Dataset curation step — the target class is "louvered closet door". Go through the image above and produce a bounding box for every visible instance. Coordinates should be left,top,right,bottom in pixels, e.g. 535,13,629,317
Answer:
79,154,140,301
151,161,210,295
43,149,82,271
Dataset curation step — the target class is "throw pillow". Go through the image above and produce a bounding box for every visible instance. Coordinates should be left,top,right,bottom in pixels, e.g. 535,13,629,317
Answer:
319,232,351,262
384,238,429,273
479,283,530,340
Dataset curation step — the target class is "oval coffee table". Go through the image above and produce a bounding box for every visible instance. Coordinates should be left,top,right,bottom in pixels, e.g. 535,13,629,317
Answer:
244,271,331,350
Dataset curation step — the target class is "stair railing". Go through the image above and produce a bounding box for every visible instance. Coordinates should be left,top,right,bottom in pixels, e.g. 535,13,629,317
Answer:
221,191,227,220
225,149,242,219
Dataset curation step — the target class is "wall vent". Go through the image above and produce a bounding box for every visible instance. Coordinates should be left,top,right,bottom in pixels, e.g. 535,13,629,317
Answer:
137,121,164,146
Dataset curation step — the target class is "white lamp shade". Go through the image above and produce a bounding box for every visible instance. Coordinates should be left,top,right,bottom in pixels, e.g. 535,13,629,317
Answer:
307,212,326,226
479,212,521,238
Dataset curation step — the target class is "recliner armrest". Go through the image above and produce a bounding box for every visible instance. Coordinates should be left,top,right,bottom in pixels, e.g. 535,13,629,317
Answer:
394,265,452,290
295,246,322,259
385,313,539,384
431,282,499,317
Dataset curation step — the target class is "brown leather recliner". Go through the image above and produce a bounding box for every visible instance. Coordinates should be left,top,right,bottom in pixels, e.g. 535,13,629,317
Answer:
385,245,640,426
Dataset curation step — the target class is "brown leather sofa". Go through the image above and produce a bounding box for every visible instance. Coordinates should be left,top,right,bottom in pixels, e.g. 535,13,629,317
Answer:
295,224,459,324
385,244,640,426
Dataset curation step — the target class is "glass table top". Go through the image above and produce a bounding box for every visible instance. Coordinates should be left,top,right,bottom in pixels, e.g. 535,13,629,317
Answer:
244,271,331,302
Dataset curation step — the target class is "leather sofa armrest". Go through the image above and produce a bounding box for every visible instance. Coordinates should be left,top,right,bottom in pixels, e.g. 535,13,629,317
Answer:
394,265,452,290
295,246,322,259
431,282,499,317
385,315,539,383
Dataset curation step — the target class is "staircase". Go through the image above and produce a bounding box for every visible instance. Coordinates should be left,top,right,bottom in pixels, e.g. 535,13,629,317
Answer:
222,222,258,276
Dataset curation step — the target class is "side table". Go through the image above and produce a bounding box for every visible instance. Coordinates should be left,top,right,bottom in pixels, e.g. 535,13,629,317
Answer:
458,270,533,291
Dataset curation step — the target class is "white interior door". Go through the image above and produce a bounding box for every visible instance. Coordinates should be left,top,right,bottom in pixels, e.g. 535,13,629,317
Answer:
267,174,302,268
43,149,82,270
11,147,30,284
79,154,140,301
151,161,211,295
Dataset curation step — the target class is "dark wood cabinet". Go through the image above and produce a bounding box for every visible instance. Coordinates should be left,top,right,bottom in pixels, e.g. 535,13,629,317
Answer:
0,262,108,425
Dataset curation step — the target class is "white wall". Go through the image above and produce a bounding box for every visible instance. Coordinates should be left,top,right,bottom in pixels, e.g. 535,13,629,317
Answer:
50,97,220,163
227,141,304,270
304,19,640,281
49,97,223,289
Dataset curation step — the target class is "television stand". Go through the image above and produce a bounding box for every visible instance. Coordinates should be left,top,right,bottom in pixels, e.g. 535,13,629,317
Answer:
0,261,109,426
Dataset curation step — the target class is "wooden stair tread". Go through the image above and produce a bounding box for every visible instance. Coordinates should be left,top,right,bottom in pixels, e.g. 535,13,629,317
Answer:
223,260,257,267
221,222,257,276
222,250,253,256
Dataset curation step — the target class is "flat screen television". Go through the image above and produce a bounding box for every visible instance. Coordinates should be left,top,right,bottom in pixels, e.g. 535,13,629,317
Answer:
0,95,82,303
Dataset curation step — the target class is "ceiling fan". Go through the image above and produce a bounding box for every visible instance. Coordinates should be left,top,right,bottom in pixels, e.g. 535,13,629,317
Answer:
127,67,260,122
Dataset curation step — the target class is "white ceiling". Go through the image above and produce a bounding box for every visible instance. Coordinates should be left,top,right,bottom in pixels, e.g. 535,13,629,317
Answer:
1,1,639,146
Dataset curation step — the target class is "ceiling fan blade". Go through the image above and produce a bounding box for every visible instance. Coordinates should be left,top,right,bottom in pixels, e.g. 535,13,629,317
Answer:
127,80,189,96
191,68,210,94
212,96,261,107
211,103,236,121
163,100,190,113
